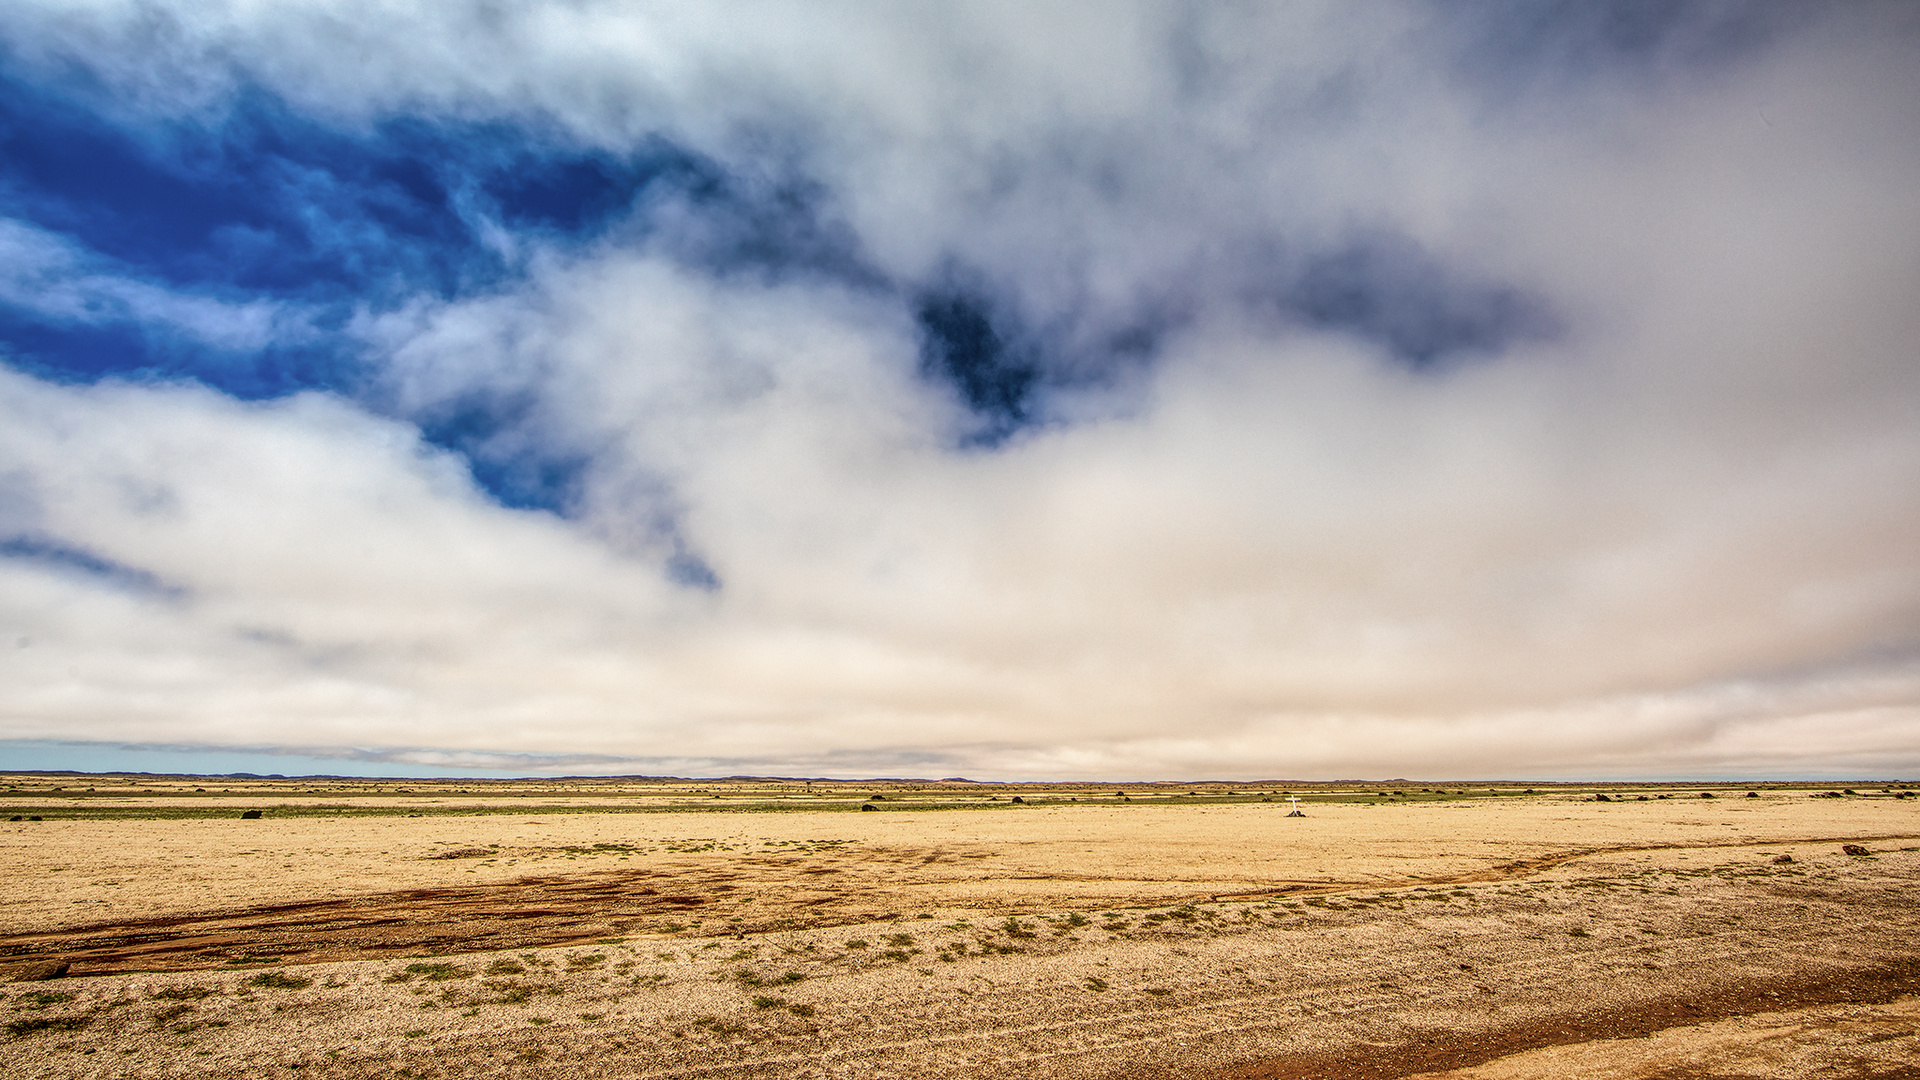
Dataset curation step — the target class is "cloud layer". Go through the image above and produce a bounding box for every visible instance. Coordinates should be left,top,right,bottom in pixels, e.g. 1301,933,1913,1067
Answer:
1,1,1917,778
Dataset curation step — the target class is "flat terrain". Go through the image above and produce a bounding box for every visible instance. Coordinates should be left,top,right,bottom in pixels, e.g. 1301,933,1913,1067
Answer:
1,776,1916,1078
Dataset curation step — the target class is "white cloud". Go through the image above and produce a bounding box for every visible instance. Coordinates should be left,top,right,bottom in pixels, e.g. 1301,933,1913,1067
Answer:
1,2,1917,777
0,218,299,351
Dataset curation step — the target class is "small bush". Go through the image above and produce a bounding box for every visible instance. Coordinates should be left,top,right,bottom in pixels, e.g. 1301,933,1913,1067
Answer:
247,972,313,990
485,960,525,975
7,1015,92,1037
152,986,215,1001
404,963,470,981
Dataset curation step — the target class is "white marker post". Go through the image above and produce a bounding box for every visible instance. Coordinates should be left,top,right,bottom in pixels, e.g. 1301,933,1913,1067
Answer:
1286,794,1305,817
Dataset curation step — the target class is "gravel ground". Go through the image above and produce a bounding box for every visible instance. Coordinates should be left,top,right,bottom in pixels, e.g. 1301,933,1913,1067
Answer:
4,827,1916,1079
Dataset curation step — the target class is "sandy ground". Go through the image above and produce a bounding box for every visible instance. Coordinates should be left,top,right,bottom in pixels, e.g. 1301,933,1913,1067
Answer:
2,780,1916,1078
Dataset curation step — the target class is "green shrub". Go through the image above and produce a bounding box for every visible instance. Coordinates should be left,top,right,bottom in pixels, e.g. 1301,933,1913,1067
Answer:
7,1015,92,1037
404,963,469,981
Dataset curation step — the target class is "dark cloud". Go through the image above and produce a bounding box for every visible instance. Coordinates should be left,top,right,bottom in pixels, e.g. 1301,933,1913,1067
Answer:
1,533,181,598
1278,231,1562,371
1443,0,1805,89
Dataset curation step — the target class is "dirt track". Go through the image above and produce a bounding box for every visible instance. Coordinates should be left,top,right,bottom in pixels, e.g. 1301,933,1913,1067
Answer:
6,831,1920,980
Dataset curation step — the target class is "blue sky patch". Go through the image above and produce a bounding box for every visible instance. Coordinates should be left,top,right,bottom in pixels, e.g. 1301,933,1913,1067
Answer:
914,283,1040,445
413,390,591,515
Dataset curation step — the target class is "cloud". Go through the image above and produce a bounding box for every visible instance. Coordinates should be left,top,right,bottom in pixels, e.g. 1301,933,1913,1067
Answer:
0,1,1917,778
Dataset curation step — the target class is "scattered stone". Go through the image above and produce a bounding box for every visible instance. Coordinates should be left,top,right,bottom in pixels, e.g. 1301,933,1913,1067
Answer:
430,847,493,859
1286,809,1306,817
1772,854,1794,864
8,960,70,982
1842,844,1872,857
239,810,263,820
1593,794,1611,802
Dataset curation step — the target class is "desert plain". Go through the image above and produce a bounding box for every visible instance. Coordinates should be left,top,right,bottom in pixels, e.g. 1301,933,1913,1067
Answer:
1,776,1916,1079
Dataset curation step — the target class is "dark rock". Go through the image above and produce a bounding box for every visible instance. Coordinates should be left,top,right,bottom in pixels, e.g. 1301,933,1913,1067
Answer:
1842,844,1872,857
1286,810,1306,817
1593,794,1611,802
860,803,877,812
7,815,18,821
1746,791,1759,797
9,960,69,982
1772,854,1794,864
239,809,263,819
1010,796,1025,804
1699,792,1716,798
27,815,42,821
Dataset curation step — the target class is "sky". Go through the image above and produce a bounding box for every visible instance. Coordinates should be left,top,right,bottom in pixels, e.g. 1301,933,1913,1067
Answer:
1,1,1917,782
